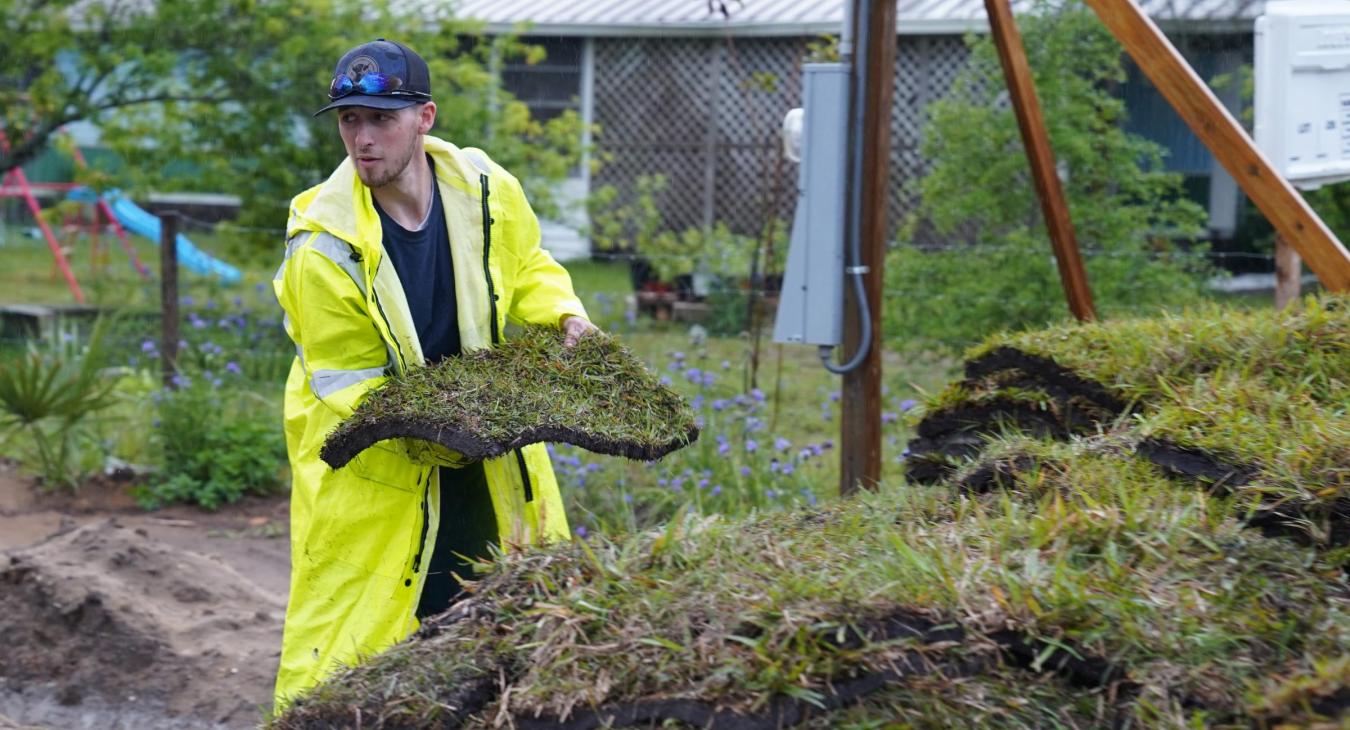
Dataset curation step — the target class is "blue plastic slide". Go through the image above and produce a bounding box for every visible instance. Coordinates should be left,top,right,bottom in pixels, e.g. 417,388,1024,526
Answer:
71,188,242,285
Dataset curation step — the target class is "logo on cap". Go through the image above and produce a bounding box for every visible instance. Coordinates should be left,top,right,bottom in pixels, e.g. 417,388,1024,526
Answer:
346,55,379,79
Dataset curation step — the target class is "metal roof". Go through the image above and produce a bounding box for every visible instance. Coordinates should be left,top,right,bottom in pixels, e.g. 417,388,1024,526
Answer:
455,0,1266,36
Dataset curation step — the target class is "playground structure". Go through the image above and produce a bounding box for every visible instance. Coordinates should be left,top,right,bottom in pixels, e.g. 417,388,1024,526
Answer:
0,130,242,304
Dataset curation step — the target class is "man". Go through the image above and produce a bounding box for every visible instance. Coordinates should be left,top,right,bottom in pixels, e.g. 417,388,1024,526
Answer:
272,38,597,706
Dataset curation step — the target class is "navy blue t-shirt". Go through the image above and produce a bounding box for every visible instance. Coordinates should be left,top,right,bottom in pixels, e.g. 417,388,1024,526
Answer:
373,157,494,619
373,157,460,363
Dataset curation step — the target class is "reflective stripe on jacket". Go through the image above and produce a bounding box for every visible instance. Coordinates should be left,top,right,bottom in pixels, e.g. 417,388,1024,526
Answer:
272,136,587,706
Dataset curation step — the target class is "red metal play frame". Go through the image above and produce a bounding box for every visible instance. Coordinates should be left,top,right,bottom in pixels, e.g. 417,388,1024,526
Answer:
0,129,151,304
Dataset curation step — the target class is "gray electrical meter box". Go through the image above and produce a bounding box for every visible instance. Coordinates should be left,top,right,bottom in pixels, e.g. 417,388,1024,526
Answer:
773,63,850,346
1255,0,1350,188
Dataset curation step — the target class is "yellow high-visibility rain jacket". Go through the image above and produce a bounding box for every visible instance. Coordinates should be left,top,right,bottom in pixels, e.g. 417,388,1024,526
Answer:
271,135,586,706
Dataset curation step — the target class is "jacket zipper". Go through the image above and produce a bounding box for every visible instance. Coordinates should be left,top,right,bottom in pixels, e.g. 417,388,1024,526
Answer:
411,469,430,578
480,173,533,503
480,174,501,345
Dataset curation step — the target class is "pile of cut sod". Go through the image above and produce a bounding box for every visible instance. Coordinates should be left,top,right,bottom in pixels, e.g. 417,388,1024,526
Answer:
321,327,699,468
277,297,1349,729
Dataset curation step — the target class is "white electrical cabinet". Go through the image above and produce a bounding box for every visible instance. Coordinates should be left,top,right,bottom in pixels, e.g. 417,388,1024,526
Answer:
1255,0,1350,188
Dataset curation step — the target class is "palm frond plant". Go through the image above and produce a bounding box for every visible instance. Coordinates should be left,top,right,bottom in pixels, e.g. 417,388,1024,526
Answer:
0,318,122,488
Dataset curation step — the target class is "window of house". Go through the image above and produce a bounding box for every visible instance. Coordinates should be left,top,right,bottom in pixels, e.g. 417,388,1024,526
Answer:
499,36,584,123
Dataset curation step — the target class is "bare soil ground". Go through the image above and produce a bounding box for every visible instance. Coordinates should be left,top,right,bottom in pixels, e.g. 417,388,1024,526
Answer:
0,462,290,729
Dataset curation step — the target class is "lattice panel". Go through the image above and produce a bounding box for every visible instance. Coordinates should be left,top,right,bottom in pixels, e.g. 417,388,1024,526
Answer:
715,37,806,146
594,38,715,145
592,34,980,251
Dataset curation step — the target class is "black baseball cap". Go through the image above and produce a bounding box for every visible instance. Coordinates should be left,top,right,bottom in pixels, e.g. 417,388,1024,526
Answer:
314,38,432,116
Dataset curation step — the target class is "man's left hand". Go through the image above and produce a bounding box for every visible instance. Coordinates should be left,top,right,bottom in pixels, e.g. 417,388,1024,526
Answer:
562,315,601,348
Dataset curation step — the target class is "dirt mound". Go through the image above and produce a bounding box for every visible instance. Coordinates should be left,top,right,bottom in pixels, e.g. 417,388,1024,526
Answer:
0,519,284,729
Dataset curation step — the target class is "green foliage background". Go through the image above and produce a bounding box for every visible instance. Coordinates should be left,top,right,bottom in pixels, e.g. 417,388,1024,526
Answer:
1,0,584,260
886,0,1217,351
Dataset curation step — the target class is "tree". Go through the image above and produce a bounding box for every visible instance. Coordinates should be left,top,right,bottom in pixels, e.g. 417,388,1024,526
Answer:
1,0,583,257
886,0,1215,351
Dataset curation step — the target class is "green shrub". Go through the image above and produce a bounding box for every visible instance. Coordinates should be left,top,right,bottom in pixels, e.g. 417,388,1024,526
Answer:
587,176,782,290
886,232,1214,351
135,380,285,510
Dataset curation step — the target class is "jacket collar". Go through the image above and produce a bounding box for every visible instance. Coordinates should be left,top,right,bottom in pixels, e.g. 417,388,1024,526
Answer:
285,135,484,252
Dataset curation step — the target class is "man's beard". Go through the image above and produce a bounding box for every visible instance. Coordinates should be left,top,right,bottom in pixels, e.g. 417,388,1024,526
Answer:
358,134,419,189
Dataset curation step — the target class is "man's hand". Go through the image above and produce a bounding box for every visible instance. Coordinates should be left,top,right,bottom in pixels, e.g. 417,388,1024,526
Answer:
561,315,601,348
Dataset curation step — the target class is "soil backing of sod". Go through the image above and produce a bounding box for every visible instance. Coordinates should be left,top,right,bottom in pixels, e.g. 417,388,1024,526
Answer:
273,299,1350,729
321,328,699,468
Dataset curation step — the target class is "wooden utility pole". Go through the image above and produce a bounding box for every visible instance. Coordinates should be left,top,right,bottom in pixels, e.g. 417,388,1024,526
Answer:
985,0,1096,321
840,0,896,496
1083,0,1350,291
160,212,180,390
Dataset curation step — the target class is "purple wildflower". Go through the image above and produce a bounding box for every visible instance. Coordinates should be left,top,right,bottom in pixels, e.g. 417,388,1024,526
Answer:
882,412,898,425
740,466,752,477
720,359,731,370
745,439,758,453
141,339,156,353
575,526,589,538
774,437,791,452
781,463,795,475
899,398,918,412
712,399,728,412
660,375,672,386
685,367,703,383
751,388,765,402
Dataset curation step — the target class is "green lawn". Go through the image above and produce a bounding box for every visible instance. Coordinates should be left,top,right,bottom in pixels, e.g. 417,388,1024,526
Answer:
0,227,274,309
